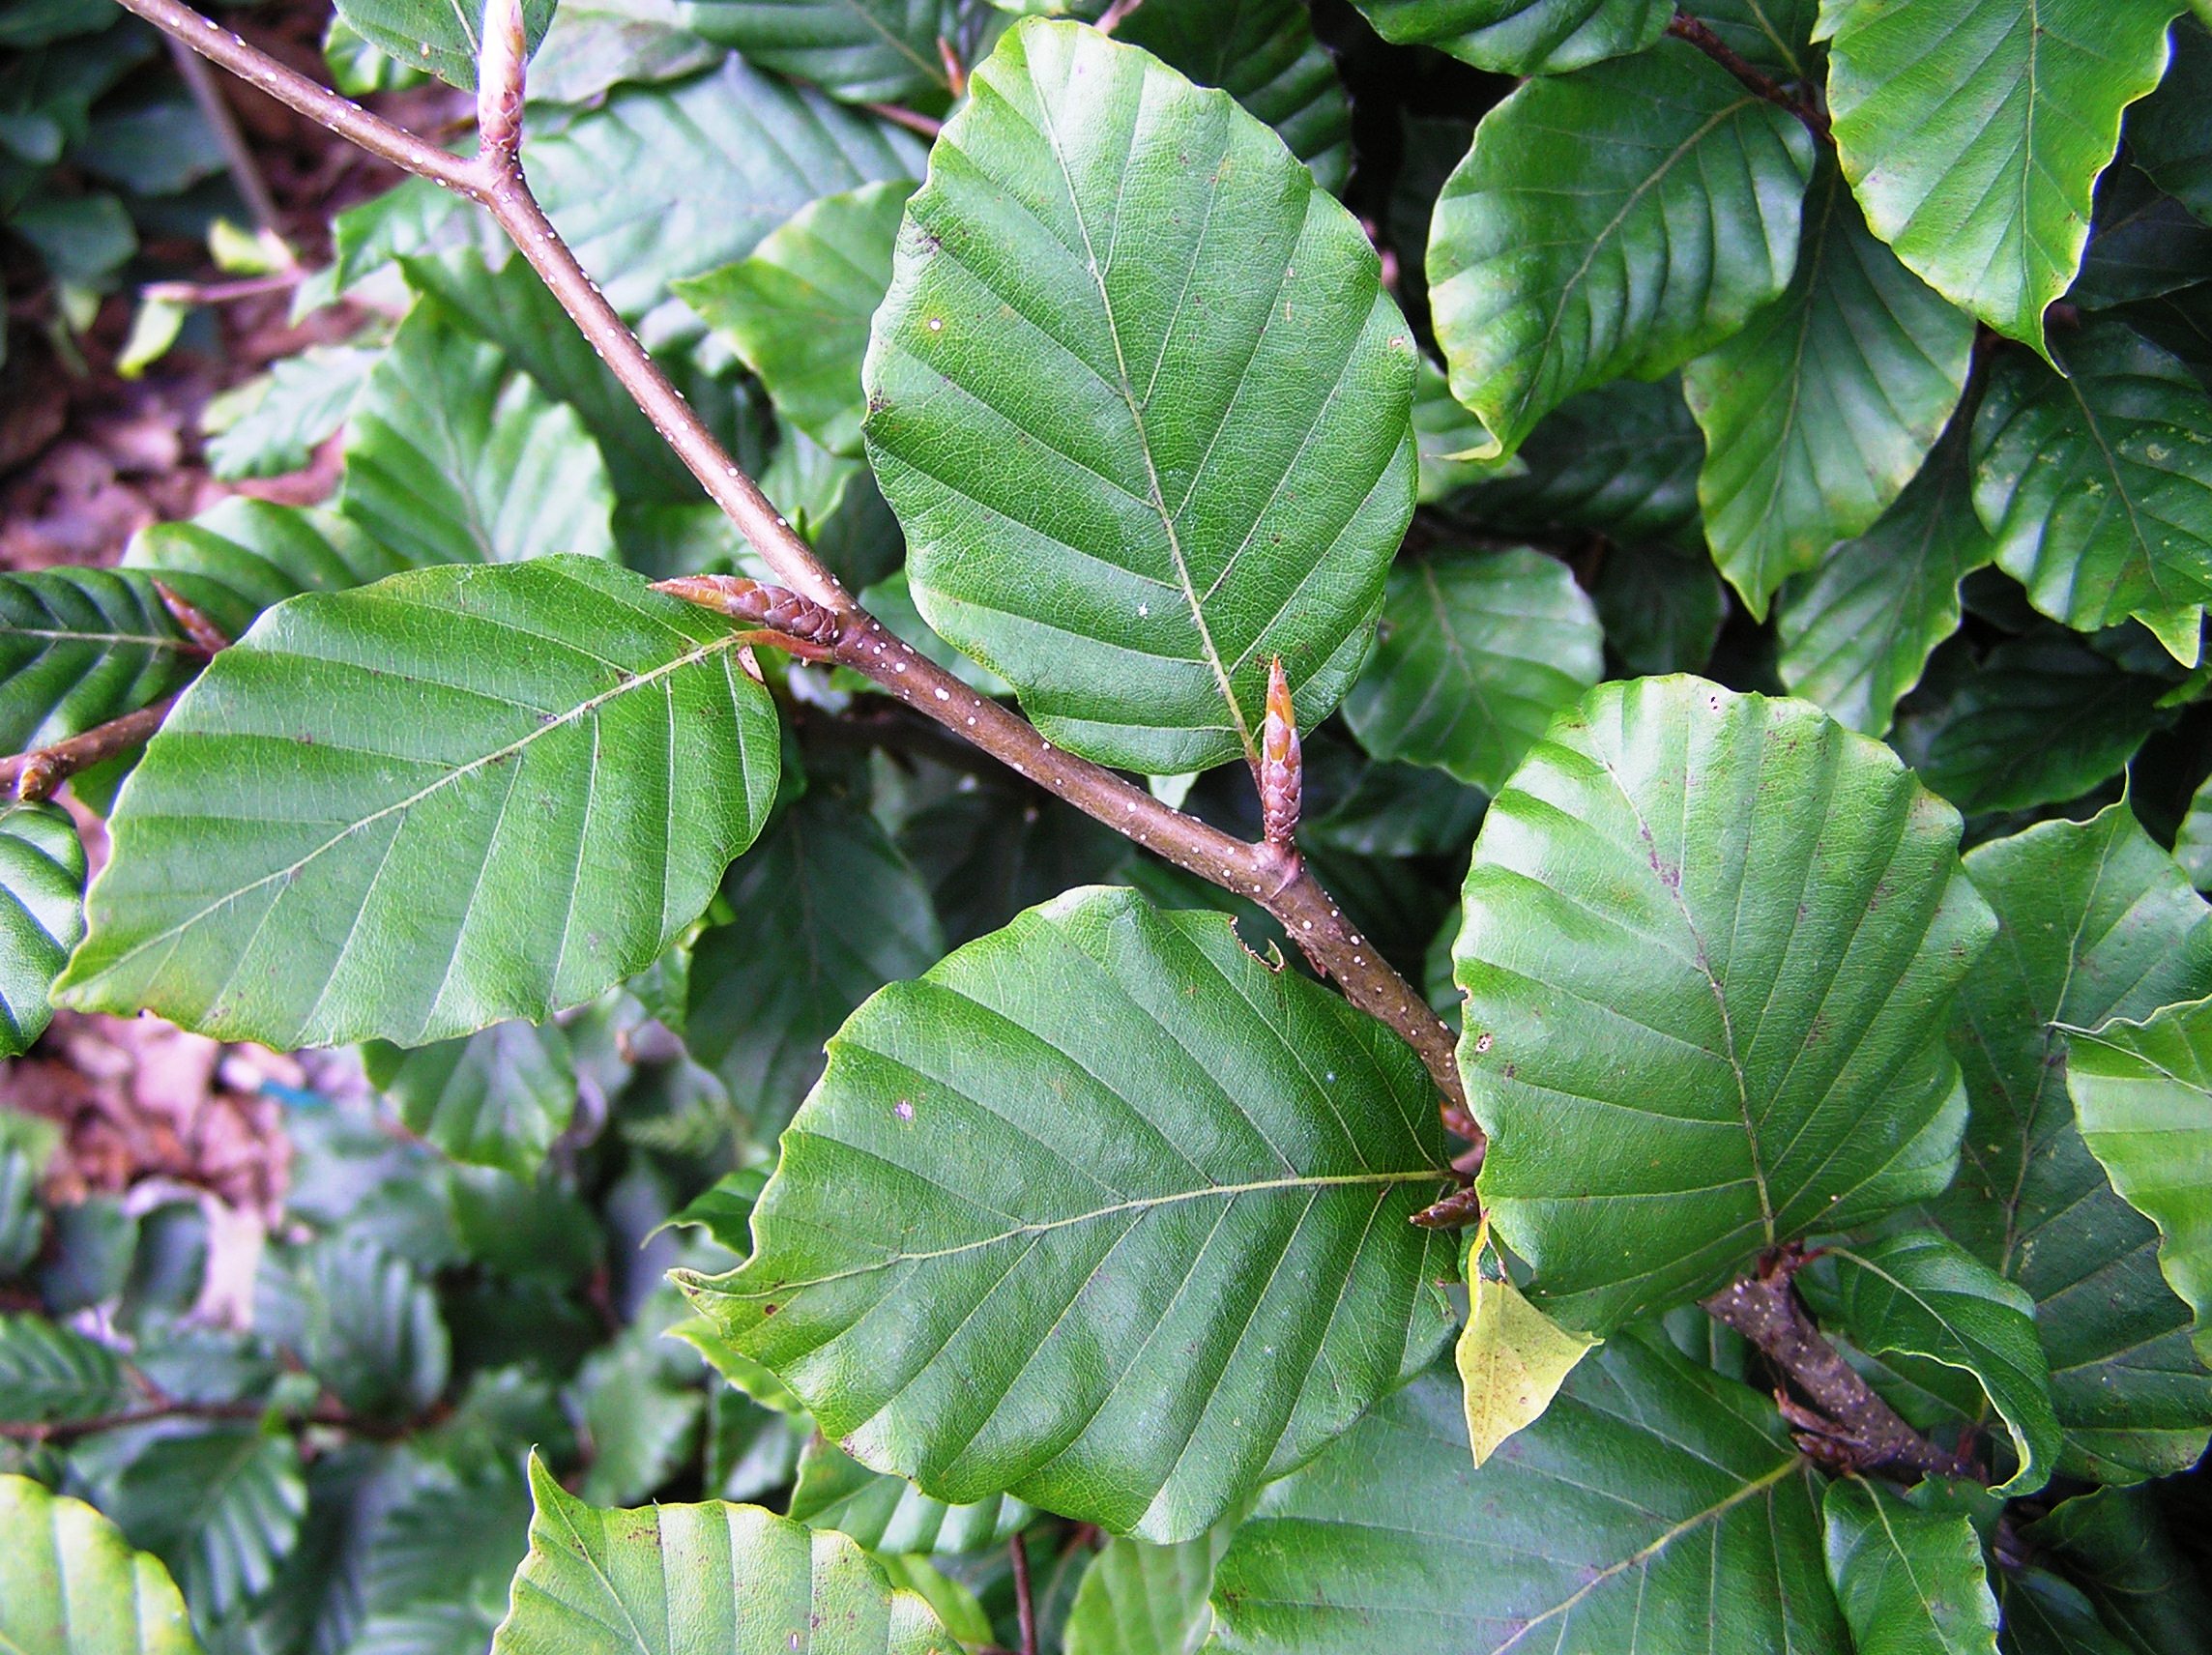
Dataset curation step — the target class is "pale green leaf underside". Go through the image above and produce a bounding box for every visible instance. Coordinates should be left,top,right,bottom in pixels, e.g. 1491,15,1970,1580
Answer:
362,1019,578,1179
1353,0,1671,74
2068,993,2212,1364
0,1474,204,1655
1934,803,2212,1482
109,1429,307,1620
864,18,1417,774
1065,1532,1224,1655
1822,1478,2000,1655
490,1456,960,1655
788,1437,1031,1555
1457,676,1995,1334
56,556,781,1051
1684,159,1974,618
1208,1335,1846,1655
0,801,85,1059
1825,0,2176,354
1342,547,1603,793
1428,40,1815,459
682,887,1455,1542
0,567,197,752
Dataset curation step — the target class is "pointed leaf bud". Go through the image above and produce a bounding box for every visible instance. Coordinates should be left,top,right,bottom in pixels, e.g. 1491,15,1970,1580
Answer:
652,574,842,646
152,579,230,654
1260,655,1300,847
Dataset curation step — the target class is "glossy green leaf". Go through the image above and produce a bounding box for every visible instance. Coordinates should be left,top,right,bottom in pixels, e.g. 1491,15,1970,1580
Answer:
1112,0,1352,193
490,1454,961,1654
1809,1232,2059,1494
1931,803,2212,1481
200,343,378,481
680,887,1455,1541
362,1021,578,1178
1428,41,1815,459
1825,0,2175,353
687,790,943,1131
0,800,84,1059
528,56,927,351
57,557,782,1050
1917,632,2164,815
680,0,961,106
2025,1485,2212,1655
1208,1335,1846,1655
1352,0,1670,74
0,1312,124,1421
1592,544,1726,676
1412,358,1515,505
1343,548,1602,793
110,1428,307,1620
1822,1477,2000,1655
788,1436,1031,1554
330,0,555,90
338,305,617,568
1453,377,1706,545
864,18,1417,774
1776,425,1995,737
1456,676,1995,1333
1971,320,2212,657
1064,1532,1223,1655
1684,159,1974,617
0,1473,204,1655
678,180,915,457
2067,994,2212,1361
0,567,197,751
124,497,418,644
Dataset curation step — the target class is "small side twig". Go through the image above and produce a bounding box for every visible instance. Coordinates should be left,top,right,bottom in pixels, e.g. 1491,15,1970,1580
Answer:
1095,0,1146,35
1666,12,1829,141
860,101,945,138
140,271,303,306
163,34,295,260
4,698,180,802
1010,1530,1038,1655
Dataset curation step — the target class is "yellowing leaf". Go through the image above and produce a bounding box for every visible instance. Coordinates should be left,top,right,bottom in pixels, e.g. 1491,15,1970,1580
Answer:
1455,1270,1597,1466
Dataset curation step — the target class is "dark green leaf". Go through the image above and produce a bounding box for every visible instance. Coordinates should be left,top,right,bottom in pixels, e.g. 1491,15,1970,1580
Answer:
1999,1569,2138,1655
1822,1477,2000,1655
0,567,197,750
258,1237,449,1418
331,0,556,89
897,782,1125,946
57,557,782,1050
111,1429,307,1621
1592,544,1726,676
354,1457,531,1655
0,1473,204,1655
866,19,1415,774
680,887,1455,1541
2073,165,2212,309
0,1313,124,1422
0,800,83,1059
788,1436,1031,1554
1351,0,1670,74
1428,41,1815,458
568,1338,704,1507
1457,676,1994,1333
1917,632,2164,815
363,1021,578,1179
2120,15,2212,223
680,0,962,106
2025,1486,2212,1655
1453,377,1706,545
659,1167,768,1254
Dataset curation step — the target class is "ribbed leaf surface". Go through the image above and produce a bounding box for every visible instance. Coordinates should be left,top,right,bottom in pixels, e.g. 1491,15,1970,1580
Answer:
864,19,1416,774
110,1429,307,1620
331,0,554,89
788,1437,1030,1555
0,801,84,1058
0,1474,204,1655
681,887,1455,1541
0,567,197,751
0,1312,125,1421
1353,0,1670,74
126,497,417,643
57,557,781,1050
680,0,962,106
1064,1533,1223,1655
1822,1479,2000,1655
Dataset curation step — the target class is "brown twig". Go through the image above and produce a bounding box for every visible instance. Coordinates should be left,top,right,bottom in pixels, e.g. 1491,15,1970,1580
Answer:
859,101,945,139
0,1394,437,1444
4,698,180,802
139,271,303,306
1095,0,1146,35
104,0,1478,1145
1010,1530,1038,1655
1666,12,1829,141
1702,1256,1977,1482
164,33,295,259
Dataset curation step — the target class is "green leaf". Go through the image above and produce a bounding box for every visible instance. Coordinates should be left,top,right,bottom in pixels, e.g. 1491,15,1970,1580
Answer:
863,18,1417,774
331,0,555,89
0,800,84,1059
1342,548,1603,793
1776,424,1995,737
2126,15,2212,222
1207,1335,1847,1655
124,497,418,644
1916,631,2165,815
259,1237,451,1417
897,781,1126,946
2072,165,2212,309
363,1021,578,1178
1971,319,2212,657
56,557,782,1050
686,789,944,1131
1824,0,2175,354
1351,0,1670,74
788,1436,1032,1554
680,0,962,106
2025,1486,2212,1655
2179,774,2212,887
1684,158,1975,617
1931,802,2212,1481
1455,676,1995,1333
1453,377,1706,545
355,1457,531,1655
490,1454,961,1654
658,1167,768,1254
1592,544,1726,676
338,305,617,568
1999,1569,2139,1655
200,344,379,481
110,1429,307,1621
678,180,915,457
0,1313,124,1421
1822,1477,2000,1655
1807,1232,2060,1494
1064,1532,1224,1655
1428,41,1815,459
0,567,197,750
527,56,927,351
2066,994,2212,1362
525,0,721,104
1454,1265,1598,1467
1111,0,1353,193
1412,358,1515,505
0,1473,204,1655
679,886,1455,1541
569,1337,704,1507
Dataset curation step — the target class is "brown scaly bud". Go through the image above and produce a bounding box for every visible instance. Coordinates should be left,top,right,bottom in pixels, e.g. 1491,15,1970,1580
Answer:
153,580,230,655
1410,1184,1483,1230
476,0,529,165
652,574,843,647
1259,655,1300,847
